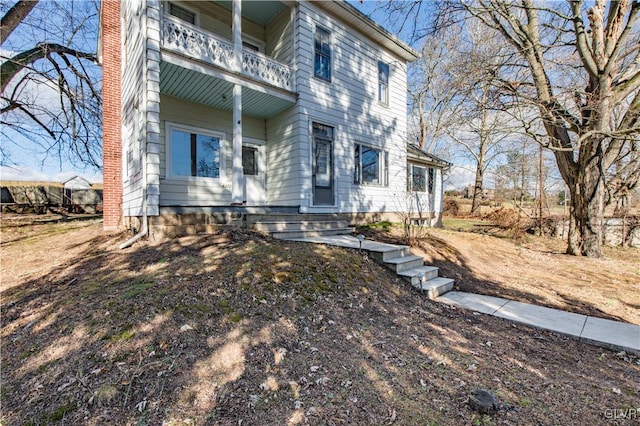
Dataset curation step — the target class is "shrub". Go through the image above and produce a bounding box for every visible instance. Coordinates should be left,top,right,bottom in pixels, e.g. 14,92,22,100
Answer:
443,198,460,217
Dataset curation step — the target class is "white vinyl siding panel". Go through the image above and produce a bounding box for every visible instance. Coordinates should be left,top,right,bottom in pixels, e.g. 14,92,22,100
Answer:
265,106,304,205
121,1,146,217
266,7,293,64
296,2,409,213
158,95,266,206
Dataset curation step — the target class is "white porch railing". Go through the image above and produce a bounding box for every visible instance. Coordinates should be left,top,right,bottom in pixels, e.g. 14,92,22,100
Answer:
161,15,292,91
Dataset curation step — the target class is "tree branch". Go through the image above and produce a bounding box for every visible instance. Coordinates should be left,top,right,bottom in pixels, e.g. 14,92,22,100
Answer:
1,42,95,94
0,0,38,45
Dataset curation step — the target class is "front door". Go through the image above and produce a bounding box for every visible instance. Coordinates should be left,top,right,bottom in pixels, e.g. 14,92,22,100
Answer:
312,123,334,205
242,142,265,205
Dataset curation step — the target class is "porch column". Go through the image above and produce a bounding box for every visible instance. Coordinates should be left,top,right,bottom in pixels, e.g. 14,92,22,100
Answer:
231,0,243,204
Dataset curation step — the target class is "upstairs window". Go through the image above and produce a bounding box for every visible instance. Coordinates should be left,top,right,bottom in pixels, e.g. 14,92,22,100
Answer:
314,27,331,81
169,3,196,25
169,124,222,179
378,62,389,104
354,143,388,186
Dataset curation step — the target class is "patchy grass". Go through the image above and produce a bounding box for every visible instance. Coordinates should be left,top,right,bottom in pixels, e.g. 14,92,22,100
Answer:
1,220,639,425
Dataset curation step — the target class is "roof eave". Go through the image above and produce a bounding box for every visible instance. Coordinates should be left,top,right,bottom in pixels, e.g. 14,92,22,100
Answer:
311,0,419,62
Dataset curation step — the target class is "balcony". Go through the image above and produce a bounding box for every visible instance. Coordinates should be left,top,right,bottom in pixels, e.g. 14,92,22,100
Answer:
161,14,293,92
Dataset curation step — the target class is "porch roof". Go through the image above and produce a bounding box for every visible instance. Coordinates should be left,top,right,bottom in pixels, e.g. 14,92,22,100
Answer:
312,0,419,62
160,61,295,119
407,144,452,168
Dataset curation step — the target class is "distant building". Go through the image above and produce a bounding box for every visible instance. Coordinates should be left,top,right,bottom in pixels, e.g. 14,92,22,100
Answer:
0,178,102,213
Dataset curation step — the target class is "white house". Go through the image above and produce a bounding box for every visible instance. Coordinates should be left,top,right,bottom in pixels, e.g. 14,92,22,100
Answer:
100,0,448,238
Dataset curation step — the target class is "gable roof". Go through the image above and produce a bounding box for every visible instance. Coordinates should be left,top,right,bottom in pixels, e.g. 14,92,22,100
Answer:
311,0,419,62
407,144,452,168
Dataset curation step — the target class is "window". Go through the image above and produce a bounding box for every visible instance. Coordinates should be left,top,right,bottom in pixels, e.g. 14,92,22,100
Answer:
410,165,426,192
408,165,435,193
169,2,196,25
378,62,389,104
428,167,435,193
354,143,388,186
169,125,221,179
314,27,331,81
242,146,258,176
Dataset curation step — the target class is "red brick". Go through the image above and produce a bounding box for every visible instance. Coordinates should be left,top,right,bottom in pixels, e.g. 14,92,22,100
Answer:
101,0,122,230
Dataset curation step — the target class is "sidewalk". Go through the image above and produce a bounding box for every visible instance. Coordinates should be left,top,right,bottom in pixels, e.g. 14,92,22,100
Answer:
289,234,640,356
437,291,640,356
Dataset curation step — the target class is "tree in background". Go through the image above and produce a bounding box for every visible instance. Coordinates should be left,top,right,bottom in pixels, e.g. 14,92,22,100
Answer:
1,0,101,170
408,28,465,156
377,0,639,257
438,0,640,257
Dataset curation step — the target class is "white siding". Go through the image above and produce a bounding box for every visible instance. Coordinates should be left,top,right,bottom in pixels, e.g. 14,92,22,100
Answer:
295,2,409,213
265,105,303,205
158,95,266,206
147,1,162,215
121,0,146,217
266,6,293,64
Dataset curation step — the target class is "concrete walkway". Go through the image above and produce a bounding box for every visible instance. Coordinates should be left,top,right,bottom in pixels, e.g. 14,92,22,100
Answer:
290,234,640,356
438,292,640,356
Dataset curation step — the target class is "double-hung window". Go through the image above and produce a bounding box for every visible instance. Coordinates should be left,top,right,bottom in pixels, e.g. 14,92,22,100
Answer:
354,143,388,186
169,124,222,179
314,27,331,81
378,62,389,105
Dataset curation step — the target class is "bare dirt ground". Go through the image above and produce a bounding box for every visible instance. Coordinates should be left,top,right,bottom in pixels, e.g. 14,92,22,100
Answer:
1,215,639,425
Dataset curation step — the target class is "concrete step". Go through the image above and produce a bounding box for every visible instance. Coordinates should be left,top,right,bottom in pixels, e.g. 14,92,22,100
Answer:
271,227,354,240
398,265,440,286
368,246,411,262
254,220,349,233
413,277,455,299
383,255,425,273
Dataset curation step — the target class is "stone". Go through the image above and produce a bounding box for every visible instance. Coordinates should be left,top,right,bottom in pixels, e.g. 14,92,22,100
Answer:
469,388,500,415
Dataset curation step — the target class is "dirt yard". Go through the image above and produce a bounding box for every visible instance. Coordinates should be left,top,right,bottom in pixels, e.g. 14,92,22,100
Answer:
361,222,640,325
1,216,639,425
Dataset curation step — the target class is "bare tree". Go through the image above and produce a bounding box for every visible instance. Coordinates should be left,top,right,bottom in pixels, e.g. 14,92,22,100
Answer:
445,24,518,215
378,0,639,257
0,0,101,170
438,0,640,257
408,28,466,156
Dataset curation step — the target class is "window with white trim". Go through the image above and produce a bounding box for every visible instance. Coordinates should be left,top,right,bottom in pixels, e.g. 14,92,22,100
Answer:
314,26,331,81
378,61,389,105
168,124,222,179
428,167,435,193
354,143,388,186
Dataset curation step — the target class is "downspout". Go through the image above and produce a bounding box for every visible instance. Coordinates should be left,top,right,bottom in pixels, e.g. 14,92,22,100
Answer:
119,1,149,249
118,169,148,249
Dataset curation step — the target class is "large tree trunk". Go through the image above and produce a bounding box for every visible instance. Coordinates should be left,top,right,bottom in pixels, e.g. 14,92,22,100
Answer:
567,159,606,257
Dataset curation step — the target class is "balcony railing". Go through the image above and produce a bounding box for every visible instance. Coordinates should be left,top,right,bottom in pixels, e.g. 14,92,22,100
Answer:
161,15,292,92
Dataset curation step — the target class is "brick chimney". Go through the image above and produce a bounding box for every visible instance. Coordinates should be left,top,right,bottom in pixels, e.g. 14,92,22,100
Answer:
101,0,122,230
